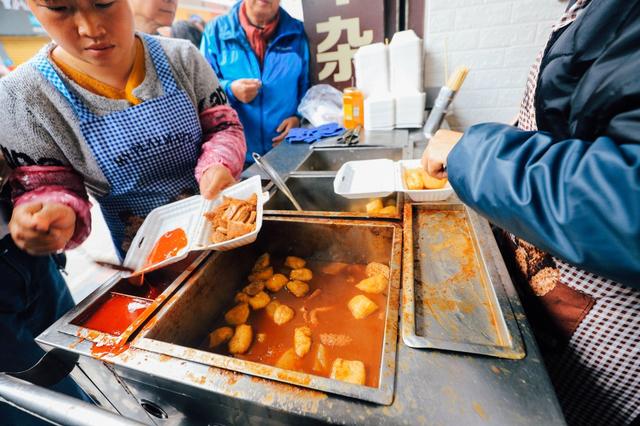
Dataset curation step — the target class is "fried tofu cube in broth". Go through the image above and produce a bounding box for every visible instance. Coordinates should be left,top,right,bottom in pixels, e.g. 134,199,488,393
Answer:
312,344,329,372
348,295,378,319
229,324,253,354
321,262,349,275
330,359,366,385
366,262,390,279
234,292,250,303
294,326,312,358
275,348,301,371
265,300,281,318
265,273,288,292
284,256,306,269
248,266,273,282
225,303,250,325
252,253,270,272
286,280,310,297
242,281,264,296
248,291,271,310
208,327,233,349
290,268,313,282
273,304,295,325
355,274,388,294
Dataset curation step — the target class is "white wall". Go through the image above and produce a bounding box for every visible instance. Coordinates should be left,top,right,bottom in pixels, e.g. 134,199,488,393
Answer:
423,0,568,130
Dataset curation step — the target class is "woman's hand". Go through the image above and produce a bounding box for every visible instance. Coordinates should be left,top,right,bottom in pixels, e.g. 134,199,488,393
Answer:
272,116,300,146
230,79,261,104
421,129,464,179
9,202,76,255
199,164,236,200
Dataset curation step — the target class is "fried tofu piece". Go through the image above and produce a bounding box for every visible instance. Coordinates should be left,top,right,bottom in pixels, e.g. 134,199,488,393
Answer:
290,268,313,282
347,295,378,319
273,304,295,325
228,324,253,354
355,274,388,294
234,292,250,303
248,291,271,310
224,303,250,325
275,348,301,371
208,327,233,349
252,253,270,272
378,205,397,216
366,262,390,279
286,280,310,298
265,273,288,292
419,168,447,190
330,358,366,385
366,198,384,214
265,300,281,318
227,220,254,239
312,344,329,372
242,281,265,296
294,326,312,358
248,266,273,282
404,168,424,190
321,262,348,275
284,256,306,269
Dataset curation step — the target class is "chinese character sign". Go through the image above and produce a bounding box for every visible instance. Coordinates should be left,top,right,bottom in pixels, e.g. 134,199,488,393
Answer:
302,0,384,90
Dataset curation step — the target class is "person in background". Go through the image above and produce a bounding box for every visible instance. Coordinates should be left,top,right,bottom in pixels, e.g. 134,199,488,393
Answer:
189,14,206,32
201,0,310,164
172,20,203,48
129,0,177,35
421,1,640,425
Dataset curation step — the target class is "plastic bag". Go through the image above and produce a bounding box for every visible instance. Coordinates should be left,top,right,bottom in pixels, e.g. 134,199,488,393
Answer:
297,84,343,127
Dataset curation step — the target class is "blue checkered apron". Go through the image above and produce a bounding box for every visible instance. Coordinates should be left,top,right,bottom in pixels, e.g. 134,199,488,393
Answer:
33,35,202,256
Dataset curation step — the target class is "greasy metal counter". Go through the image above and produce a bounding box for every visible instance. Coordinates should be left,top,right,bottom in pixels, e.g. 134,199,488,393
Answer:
35,130,565,425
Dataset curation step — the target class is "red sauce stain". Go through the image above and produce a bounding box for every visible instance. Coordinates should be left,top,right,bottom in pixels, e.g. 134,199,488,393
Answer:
80,294,151,336
91,342,130,358
147,228,188,265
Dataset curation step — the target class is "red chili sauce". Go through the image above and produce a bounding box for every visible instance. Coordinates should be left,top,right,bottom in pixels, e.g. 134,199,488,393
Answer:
146,228,188,266
79,294,151,336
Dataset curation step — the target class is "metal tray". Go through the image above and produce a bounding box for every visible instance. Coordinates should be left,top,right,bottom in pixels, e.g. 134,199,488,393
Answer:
134,216,402,405
401,203,525,359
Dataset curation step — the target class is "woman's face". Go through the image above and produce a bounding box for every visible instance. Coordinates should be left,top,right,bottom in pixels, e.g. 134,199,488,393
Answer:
130,0,177,28
245,0,280,23
28,0,135,68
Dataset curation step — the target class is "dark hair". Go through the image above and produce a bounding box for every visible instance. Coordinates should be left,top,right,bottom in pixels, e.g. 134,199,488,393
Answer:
171,21,203,48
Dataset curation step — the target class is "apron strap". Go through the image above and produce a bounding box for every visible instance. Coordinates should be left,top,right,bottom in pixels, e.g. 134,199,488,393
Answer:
140,34,180,96
32,53,95,122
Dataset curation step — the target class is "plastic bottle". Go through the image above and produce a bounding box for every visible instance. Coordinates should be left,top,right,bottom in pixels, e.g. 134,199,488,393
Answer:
343,87,364,129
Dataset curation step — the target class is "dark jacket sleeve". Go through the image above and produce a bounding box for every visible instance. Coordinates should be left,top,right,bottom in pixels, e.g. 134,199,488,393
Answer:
447,123,640,288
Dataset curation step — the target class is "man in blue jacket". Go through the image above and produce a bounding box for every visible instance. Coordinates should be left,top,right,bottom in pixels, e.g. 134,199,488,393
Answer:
422,1,639,425
201,0,310,164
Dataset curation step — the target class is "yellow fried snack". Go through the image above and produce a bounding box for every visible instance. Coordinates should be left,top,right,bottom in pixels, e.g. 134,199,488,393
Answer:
347,295,378,319
404,168,424,190
330,358,366,385
252,253,270,271
355,274,388,294
294,326,312,358
273,304,295,325
265,300,281,318
265,273,288,292
234,292,250,303
419,168,448,189
284,256,306,269
224,303,250,325
242,281,264,296
248,291,271,310
366,262,390,279
208,327,233,348
286,280,310,297
312,343,329,372
365,198,384,214
290,268,313,282
248,266,273,282
229,324,253,354
275,348,301,371
378,205,397,215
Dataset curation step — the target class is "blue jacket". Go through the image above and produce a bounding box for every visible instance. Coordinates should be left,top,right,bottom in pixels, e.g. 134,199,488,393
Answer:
201,2,310,163
448,0,640,288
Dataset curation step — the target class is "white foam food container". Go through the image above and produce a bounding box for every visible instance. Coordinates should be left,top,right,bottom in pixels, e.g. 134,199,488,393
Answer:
123,175,267,276
334,159,453,202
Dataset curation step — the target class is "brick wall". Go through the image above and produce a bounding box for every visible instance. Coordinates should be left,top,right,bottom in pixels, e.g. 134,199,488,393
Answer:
423,0,568,130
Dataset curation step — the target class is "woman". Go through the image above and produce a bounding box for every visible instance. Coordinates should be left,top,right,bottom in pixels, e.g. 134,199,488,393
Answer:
422,1,639,424
201,0,310,163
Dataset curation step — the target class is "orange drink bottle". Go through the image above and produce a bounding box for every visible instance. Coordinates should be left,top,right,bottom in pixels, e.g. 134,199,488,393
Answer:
343,87,364,129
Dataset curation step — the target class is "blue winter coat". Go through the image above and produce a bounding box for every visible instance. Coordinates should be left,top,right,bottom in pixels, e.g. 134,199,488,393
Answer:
447,0,640,288
200,2,310,163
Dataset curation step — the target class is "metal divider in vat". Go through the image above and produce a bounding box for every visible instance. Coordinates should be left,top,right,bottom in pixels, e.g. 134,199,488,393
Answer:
133,216,402,405
401,203,525,359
